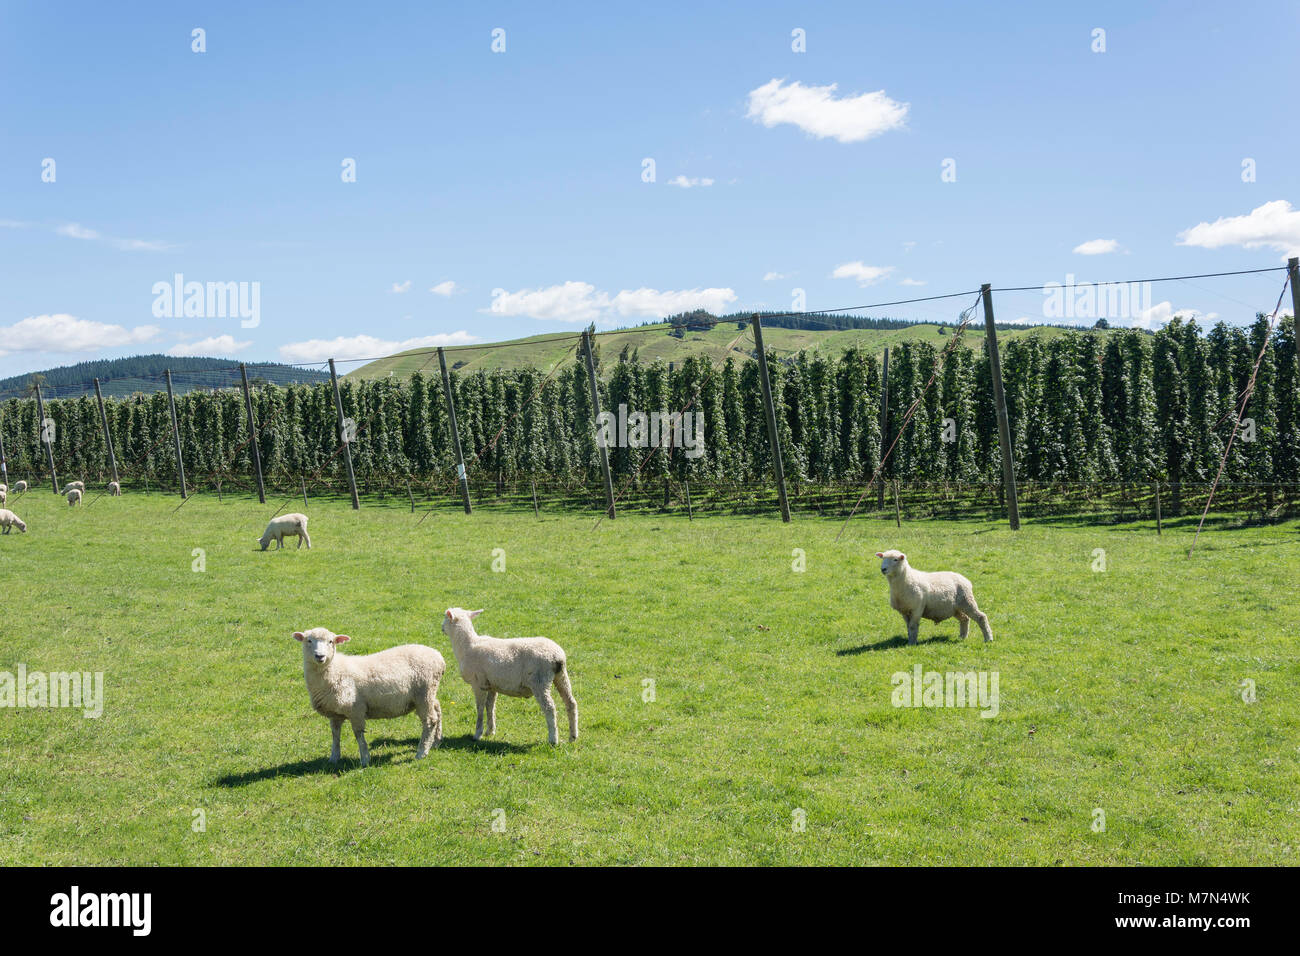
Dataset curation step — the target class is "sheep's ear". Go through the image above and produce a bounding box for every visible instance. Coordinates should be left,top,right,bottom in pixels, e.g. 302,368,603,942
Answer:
899,553,906,562
875,552,884,558
293,632,306,642
469,609,484,619
445,609,453,619
333,634,351,644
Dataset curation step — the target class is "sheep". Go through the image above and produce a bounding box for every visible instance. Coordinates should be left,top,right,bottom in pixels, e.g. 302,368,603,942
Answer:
63,481,85,494
108,481,121,496
0,490,5,506
258,513,310,551
66,488,82,507
441,607,578,746
0,483,6,493
12,481,26,494
294,627,444,767
0,509,26,534
876,549,993,645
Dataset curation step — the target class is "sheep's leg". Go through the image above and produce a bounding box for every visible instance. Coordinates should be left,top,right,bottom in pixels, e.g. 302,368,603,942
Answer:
534,687,559,746
554,667,578,742
473,688,487,740
415,696,437,759
350,711,370,767
329,717,343,763
956,611,970,640
972,608,993,642
303,531,311,549
907,611,923,645
296,532,303,549
485,691,497,736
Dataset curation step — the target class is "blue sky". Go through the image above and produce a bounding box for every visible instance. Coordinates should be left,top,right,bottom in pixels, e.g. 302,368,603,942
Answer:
1,0,1297,377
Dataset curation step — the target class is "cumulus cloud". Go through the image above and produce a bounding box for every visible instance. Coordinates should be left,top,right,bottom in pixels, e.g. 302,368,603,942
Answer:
1073,238,1120,255
1177,200,1300,256
0,314,161,357
278,331,478,364
429,280,458,296
166,335,252,357
763,271,791,281
745,78,908,143
1132,301,1206,331
391,280,412,293
899,278,926,287
832,261,894,286
667,175,715,188
487,281,738,322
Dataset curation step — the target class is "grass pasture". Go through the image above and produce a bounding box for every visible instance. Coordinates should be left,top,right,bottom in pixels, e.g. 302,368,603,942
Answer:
1,490,1297,866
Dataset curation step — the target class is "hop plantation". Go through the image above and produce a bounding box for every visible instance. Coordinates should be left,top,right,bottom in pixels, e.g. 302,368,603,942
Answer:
4,318,1297,510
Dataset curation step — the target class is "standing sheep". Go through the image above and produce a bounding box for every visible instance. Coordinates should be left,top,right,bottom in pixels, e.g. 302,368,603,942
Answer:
0,490,5,506
66,488,82,507
12,481,27,494
258,513,310,551
294,627,444,766
63,481,85,494
0,483,6,494
0,509,27,533
876,549,993,644
441,607,578,746
108,481,121,496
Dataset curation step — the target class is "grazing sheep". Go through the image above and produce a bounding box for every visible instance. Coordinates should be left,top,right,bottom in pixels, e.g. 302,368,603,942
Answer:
0,483,6,493
108,481,121,496
12,481,26,494
876,549,993,645
0,509,26,534
63,481,85,494
258,513,310,551
294,627,444,767
441,607,578,746
66,488,82,507
0,490,5,506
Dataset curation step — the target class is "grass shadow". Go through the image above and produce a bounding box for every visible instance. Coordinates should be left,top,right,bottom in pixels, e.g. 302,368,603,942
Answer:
835,633,955,655
213,752,399,786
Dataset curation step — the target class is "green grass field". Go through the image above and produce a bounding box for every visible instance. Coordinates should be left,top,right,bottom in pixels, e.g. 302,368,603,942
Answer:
1,490,1297,865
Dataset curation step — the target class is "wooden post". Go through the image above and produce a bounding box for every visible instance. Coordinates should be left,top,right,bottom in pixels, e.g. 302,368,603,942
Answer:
1154,481,1163,535
302,476,308,510
0,411,8,491
893,479,902,528
1289,257,1300,373
531,479,540,518
240,364,266,504
751,314,791,522
407,479,415,513
217,479,222,502
437,347,472,514
582,330,616,520
33,381,60,493
328,358,360,510
981,284,1020,530
92,378,119,487
684,478,693,520
164,370,187,499
878,346,889,512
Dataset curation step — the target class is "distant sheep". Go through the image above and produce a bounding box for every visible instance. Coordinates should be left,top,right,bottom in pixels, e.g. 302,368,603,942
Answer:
108,481,121,496
0,483,6,494
12,481,27,494
0,490,5,506
0,509,26,534
66,488,82,507
442,607,578,746
63,481,85,494
258,513,310,551
294,627,445,766
876,549,992,644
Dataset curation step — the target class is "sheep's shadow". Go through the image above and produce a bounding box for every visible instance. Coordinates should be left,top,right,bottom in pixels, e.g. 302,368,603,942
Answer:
836,633,955,655
213,751,402,786
416,734,534,754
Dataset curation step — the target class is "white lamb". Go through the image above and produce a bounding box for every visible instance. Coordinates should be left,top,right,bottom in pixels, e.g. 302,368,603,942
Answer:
66,488,82,506
63,481,85,494
294,627,445,766
0,509,27,534
441,607,578,746
0,490,5,506
12,481,27,494
108,481,121,496
876,549,993,644
0,483,6,493
259,513,310,551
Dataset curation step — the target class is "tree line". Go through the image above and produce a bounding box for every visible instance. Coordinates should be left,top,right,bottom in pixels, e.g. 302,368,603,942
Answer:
2,317,1296,508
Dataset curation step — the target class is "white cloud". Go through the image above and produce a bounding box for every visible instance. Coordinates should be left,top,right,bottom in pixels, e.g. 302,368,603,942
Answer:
667,175,715,188
899,278,926,287
1177,200,1300,256
166,335,252,358
1006,316,1039,326
832,261,894,286
1132,301,1203,331
609,287,738,317
489,281,607,322
0,314,161,357
487,281,738,322
1073,238,1120,255
745,78,908,144
55,221,169,251
763,271,791,281
391,280,412,293
278,331,479,364
57,223,100,241
429,280,458,296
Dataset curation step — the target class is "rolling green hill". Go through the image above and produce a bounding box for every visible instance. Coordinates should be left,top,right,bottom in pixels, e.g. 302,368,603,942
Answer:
348,319,1087,380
